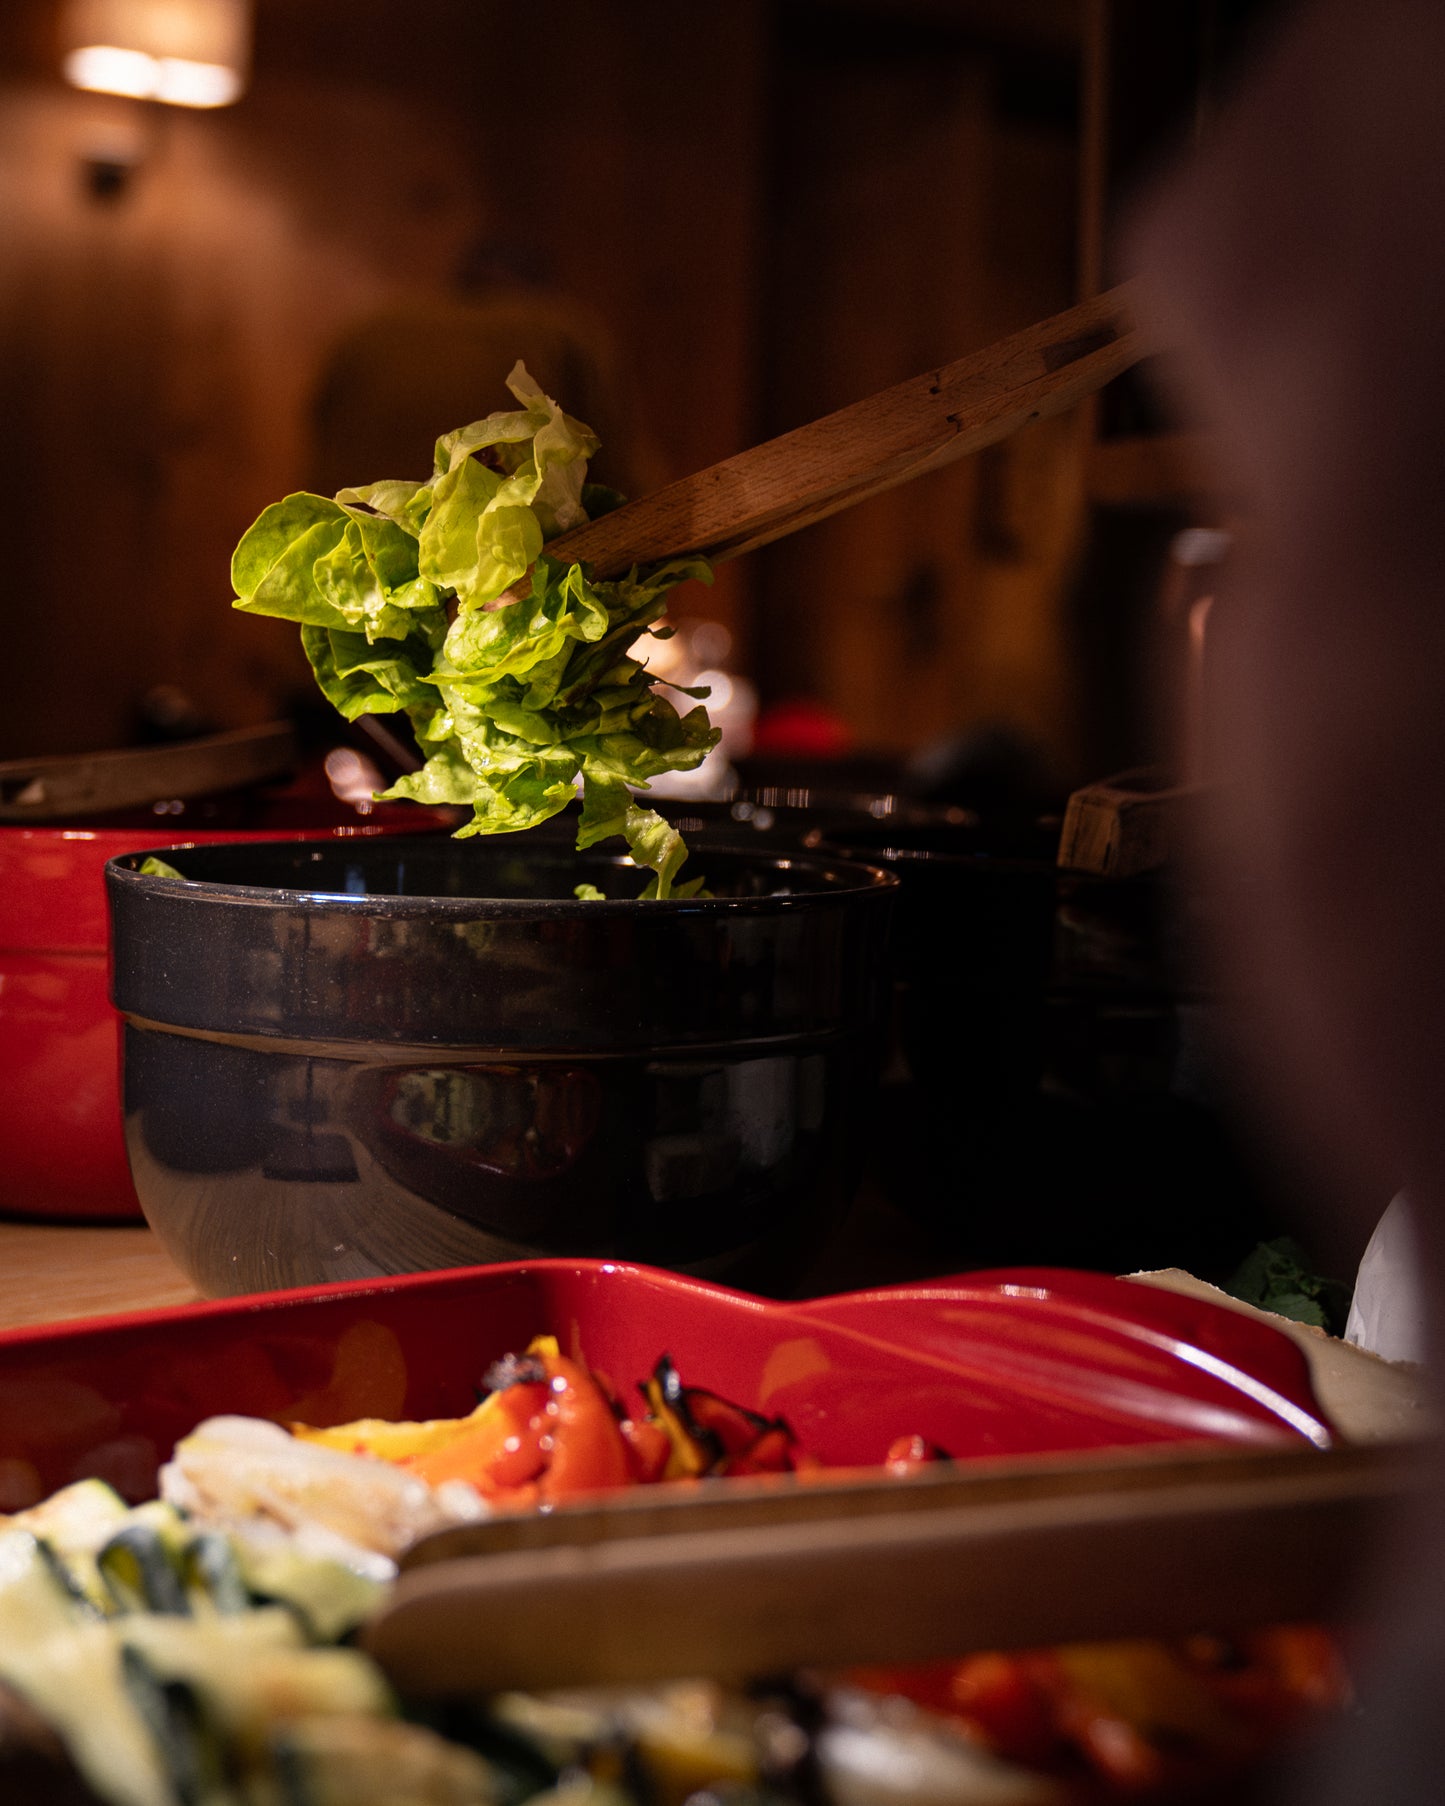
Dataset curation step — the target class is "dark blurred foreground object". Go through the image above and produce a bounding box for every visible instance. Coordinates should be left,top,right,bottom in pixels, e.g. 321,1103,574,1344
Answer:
1127,2,1445,1801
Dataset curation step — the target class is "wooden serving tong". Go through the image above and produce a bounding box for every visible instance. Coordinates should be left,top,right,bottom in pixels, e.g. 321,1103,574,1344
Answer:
0,721,297,822
362,1437,1419,1697
549,283,1143,578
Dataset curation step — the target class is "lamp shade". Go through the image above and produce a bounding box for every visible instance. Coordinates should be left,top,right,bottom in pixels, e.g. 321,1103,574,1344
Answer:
62,0,252,108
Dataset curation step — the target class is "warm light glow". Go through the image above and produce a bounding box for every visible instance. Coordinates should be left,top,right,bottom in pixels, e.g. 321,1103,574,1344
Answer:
64,44,153,98
62,1,250,108
155,57,242,106
64,46,242,107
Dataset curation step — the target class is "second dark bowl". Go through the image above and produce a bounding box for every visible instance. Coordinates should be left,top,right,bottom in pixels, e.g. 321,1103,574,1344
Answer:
816,821,1268,1275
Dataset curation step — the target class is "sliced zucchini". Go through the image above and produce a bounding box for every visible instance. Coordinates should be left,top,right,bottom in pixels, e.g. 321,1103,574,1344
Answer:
35,1539,107,1623
0,1619,172,1806
179,1535,251,1620
121,1610,395,1748
6,1480,130,1546
0,1674,105,1805
5,1482,130,1614
227,1534,386,1645
100,1527,190,1618
410,1699,561,1806
120,1643,239,1806
520,1778,634,1806
270,1713,498,1806
0,1530,92,1645
487,1691,619,1769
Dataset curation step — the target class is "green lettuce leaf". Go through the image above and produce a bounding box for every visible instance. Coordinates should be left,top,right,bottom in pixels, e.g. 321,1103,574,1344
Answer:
624,805,689,900
232,493,343,600
576,772,632,849
381,742,482,808
335,479,434,533
233,509,352,630
232,365,716,896
301,624,439,721
234,494,441,643
1224,1237,1353,1335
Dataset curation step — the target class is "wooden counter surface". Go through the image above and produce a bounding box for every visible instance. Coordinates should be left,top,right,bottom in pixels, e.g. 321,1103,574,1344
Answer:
0,1221,198,1330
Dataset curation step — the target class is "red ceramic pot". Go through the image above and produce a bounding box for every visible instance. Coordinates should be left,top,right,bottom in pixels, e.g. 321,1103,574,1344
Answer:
0,782,456,1222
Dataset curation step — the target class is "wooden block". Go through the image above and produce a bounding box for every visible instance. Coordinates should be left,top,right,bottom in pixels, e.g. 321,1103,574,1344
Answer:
1058,766,1198,877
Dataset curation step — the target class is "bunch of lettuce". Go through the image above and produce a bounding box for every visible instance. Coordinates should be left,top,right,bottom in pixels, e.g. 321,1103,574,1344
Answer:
231,363,718,898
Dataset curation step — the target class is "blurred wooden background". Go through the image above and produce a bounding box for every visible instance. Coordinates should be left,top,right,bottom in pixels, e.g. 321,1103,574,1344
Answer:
0,0,1181,783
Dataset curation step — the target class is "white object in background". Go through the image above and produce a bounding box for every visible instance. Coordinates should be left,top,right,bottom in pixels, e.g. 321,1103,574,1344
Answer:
1345,1193,1428,1364
643,619,757,802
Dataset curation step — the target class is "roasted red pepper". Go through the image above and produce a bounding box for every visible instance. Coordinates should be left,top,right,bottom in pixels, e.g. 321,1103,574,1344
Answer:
642,1355,726,1477
618,1417,672,1484
536,1350,631,1500
681,1386,775,1459
719,1423,795,1476
642,1355,801,1477
402,1379,549,1495
883,1433,950,1475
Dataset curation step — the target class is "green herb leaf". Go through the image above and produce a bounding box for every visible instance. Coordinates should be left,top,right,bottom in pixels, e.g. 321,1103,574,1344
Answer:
1224,1236,1353,1335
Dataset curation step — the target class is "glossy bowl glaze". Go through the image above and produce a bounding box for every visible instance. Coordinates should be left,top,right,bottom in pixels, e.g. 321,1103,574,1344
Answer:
0,789,455,1223
0,1259,1331,1508
106,839,897,1297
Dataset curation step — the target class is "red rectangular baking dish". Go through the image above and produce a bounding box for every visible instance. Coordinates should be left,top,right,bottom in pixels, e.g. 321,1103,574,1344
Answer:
0,1260,1331,1513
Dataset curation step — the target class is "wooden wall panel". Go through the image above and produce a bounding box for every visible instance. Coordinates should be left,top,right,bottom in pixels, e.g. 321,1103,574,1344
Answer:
0,0,1082,774
749,16,1083,772
0,1,765,757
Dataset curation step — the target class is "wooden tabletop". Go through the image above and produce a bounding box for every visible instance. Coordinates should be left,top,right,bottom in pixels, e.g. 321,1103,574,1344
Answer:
0,1221,197,1330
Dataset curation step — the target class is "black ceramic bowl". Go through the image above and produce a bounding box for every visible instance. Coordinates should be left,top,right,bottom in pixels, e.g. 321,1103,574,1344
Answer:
105,838,896,1297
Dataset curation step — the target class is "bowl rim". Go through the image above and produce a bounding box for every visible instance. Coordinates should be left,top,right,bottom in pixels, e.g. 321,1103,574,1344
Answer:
104,836,900,917
816,836,1060,879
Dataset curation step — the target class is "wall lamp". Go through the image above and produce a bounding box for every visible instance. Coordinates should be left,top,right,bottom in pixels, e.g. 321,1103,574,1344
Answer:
61,0,252,110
